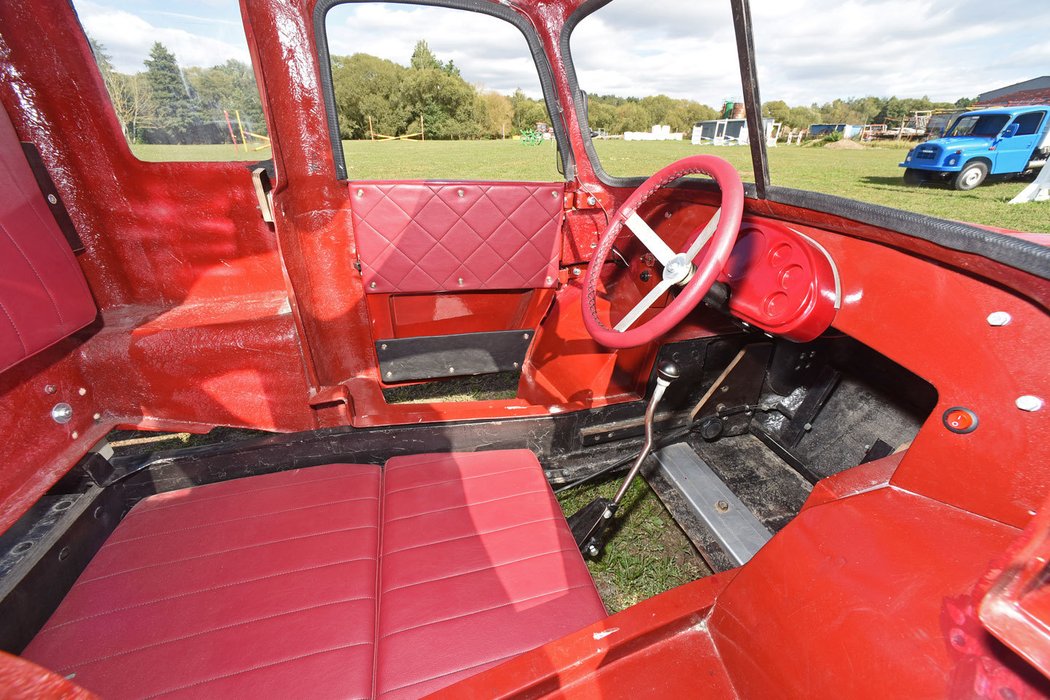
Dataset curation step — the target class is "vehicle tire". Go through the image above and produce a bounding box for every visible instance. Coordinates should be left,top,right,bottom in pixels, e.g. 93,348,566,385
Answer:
952,161,988,191
903,168,928,186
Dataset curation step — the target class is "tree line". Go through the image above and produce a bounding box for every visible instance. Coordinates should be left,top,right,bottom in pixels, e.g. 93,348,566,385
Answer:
89,36,973,145
763,95,974,131
90,39,266,145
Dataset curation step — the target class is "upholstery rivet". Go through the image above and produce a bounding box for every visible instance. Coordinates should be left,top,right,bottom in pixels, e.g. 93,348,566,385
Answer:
522,333,530,340
448,367,455,373
590,241,597,249
551,191,558,198
664,211,672,219
71,431,78,440
51,403,73,424
513,362,519,368
571,267,582,276
369,281,376,289
47,194,58,205
1016,395,1044,412
93,413,101,421
44,384,56,395
385,371,392,378
545,276,553,284
356,189,363,198
78,387,87,396
380,343,388,351
987,311,1012,326
457,189,464,197
458,277,464,286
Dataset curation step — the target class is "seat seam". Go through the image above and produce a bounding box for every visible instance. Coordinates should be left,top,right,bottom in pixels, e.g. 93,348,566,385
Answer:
383,465,538,495
57,595,376,673
383,488,549,524
106,495,379,547
382,545,578,595
76,524,378,585
125,470,379,519
379,583,592,640
143,641,375,699
44,556,378,633
372,462,386,700
379,650,521,696
382,515,562,557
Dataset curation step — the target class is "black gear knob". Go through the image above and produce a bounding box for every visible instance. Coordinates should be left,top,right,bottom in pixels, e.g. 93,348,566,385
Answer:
657,361,680,383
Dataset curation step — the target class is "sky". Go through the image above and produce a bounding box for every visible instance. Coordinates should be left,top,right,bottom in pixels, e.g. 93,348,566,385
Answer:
76,0,1050,107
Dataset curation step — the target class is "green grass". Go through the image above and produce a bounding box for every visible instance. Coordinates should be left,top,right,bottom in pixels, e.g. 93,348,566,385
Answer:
132,139,1049,233
131,143,272,162
556,475,710,613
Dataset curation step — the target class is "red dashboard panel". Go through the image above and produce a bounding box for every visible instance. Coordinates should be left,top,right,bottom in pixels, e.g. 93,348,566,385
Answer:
350,182,563,294
719,219,838,342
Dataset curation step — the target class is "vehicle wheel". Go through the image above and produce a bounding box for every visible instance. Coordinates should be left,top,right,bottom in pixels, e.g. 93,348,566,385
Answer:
903,168,928,186
952,161,988,191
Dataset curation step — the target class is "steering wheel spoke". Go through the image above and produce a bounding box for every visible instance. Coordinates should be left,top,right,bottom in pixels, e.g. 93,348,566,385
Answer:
614,278,675,332
684,208,721,261
624,212,675,266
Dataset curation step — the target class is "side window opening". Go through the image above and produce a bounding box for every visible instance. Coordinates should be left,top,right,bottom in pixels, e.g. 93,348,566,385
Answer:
1013,112,1046,137
73,1,271,163
322,2,560,181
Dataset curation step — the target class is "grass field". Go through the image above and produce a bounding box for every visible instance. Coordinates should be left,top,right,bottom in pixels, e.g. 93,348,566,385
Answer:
133,139,1050,233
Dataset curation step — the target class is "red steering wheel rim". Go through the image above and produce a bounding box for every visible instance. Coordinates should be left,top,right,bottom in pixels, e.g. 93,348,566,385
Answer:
582,155,744,349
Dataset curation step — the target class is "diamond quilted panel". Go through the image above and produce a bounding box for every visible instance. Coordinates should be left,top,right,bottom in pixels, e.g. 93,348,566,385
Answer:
351,183,563,293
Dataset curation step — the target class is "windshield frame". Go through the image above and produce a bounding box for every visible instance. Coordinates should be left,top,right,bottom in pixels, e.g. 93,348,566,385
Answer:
946,114,1011,138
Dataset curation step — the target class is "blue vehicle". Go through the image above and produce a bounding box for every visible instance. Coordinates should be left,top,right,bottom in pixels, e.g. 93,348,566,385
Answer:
900,105,1050,190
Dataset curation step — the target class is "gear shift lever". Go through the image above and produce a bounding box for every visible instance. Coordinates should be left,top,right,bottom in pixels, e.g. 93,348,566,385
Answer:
568,361,680,557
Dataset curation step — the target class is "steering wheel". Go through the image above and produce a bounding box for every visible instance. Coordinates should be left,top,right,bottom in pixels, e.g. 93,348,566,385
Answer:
582,155,744,349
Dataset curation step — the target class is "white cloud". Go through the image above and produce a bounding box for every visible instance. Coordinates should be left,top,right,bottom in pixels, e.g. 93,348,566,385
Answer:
76,0,249,73
76,0,1050,108
571,0,1050,105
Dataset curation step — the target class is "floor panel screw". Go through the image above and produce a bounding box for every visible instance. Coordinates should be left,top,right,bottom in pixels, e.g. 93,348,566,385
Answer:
987,311,1012,326
1016,395,1043,412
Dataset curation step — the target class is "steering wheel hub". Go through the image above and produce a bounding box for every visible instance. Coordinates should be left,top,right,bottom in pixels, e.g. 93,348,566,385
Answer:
663,253,694,285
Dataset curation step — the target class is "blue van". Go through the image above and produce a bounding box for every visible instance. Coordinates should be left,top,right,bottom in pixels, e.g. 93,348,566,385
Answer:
900,106,1050,190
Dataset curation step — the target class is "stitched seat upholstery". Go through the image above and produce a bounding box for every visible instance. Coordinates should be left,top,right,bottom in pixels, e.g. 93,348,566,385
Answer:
23,451,605,698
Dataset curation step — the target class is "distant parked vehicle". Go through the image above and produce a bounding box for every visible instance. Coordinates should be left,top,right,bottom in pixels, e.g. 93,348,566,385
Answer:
900,105,1050,190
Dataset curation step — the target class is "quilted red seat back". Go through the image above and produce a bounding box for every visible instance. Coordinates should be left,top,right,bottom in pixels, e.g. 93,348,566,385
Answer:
0,106,95,373
349,182,563,294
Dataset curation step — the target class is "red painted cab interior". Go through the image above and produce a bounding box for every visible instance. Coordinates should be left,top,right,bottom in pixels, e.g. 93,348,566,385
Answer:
0,0,1048,698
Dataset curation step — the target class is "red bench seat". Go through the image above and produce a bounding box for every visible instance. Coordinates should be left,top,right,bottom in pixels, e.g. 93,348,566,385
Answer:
23,450,605,698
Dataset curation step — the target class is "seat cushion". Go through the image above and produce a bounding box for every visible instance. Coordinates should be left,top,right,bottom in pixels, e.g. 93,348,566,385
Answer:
22,451,605,698
376,451,606,698
23,463,382,699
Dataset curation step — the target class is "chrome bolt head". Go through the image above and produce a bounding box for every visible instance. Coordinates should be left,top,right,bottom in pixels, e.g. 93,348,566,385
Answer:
51,403,73,424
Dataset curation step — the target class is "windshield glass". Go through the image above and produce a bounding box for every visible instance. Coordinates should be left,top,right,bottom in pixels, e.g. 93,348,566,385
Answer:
946,114,1010,138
